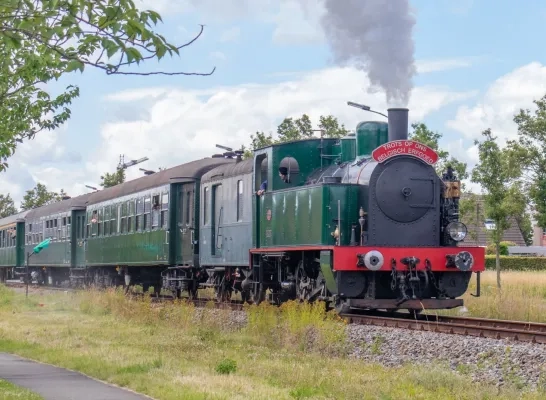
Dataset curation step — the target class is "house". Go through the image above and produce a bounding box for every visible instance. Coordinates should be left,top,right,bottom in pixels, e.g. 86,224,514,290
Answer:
458,194,527,247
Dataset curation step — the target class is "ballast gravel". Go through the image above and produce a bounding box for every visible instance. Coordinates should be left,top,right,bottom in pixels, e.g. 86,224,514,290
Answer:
204,307,546,390
346,323,546,390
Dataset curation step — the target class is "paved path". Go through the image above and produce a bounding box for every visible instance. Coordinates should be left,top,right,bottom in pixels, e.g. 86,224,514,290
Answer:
0,353,152,400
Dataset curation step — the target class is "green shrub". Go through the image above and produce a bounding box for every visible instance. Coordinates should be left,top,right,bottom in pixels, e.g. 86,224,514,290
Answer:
215,358,237,375
485,241,517,256
485,255,546,271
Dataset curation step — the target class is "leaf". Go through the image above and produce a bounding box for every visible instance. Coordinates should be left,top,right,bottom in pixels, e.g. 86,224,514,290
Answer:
65,60,84,73
125,47,142,63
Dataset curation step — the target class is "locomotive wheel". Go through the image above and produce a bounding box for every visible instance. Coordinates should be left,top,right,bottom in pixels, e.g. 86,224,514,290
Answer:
296,261,312,301
215,275,232,302
251,283,265,305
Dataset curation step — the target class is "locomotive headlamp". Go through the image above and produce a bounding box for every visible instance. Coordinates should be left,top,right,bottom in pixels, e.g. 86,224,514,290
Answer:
446,222,467,241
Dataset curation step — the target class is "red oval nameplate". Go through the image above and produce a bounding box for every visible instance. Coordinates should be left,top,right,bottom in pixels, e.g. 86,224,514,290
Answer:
371,140,439,165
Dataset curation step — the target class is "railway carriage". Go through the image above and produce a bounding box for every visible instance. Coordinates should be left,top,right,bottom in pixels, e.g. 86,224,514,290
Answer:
0,211,28,282
82,157,234,293
199,158,254,301
21,194,91,285
0,107,485,313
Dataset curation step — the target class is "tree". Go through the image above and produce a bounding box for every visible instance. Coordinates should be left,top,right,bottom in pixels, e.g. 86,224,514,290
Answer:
242,131,274,160
409,122,468,181
471,129,522,289
20,183,65,210
0,194,18,218
277,114,314,142
504,182,534,246
100,168,125,188
243,115,348,159
318,115,350,138
509,94,546,232
0,0,214,171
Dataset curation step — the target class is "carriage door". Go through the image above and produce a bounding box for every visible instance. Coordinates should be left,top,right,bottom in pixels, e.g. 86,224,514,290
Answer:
211,184,223,257
71,210,86,268
175,183,195,265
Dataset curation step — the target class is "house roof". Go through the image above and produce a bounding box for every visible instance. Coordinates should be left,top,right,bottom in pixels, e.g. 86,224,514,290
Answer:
458,194,527,247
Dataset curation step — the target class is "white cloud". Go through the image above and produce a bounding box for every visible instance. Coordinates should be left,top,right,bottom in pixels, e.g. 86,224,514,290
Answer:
219,26,241,43
447,62,546,143
136,0,324,45
269,1,325,45
85,67,474,190
0,126,85,206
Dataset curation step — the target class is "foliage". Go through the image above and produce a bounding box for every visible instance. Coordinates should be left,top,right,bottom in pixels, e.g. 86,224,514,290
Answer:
0,379,44,400
0,193,18,217
510,94,546,230
459,192,479,241
277,114,314,142
20,183,65,210
0,0,213,171
318,115,350,138
409,122,468,181
486,241,517,256
472,129,522,288
484,256,546,271
242,131,275,159
100,168,125,188
215,358,237,375
243,114,349,159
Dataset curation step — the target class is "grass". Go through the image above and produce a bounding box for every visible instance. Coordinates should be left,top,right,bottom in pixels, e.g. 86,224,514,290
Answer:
435,270,546,322
0,285,545,399
0,379,44,400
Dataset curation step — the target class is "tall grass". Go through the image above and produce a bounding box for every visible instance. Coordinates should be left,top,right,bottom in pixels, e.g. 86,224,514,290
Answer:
437,271,546,322
1,284,545,399
77,288,349,357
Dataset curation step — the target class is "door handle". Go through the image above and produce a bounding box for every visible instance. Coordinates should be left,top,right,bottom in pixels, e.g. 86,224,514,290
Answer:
165,230,169,244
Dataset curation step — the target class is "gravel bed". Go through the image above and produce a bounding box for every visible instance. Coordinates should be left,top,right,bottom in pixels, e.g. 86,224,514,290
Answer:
196,307,546,390
347,323,546,390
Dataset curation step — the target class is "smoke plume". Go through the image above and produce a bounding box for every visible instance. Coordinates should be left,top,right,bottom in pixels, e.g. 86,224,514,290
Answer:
318,0,416,106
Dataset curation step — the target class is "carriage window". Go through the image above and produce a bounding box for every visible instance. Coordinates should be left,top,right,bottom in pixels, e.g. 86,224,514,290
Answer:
120,202,127,233
111,204,118,234
237,180,243,221
104,206,110,236
97,208,103,237
152,195,160,228
128,200,135,233
136,198,144,231
204,187,209,225
161,192,169,229
144,196,151,230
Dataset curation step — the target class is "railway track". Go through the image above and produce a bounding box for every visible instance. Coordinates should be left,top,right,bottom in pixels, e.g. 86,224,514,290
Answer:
342,310,546,344
5,281,546,344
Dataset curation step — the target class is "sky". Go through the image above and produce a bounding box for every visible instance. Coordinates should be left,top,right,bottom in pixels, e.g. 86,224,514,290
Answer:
4,0,546,207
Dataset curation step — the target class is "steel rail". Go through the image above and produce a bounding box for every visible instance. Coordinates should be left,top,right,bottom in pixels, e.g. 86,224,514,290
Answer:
342,312,546,344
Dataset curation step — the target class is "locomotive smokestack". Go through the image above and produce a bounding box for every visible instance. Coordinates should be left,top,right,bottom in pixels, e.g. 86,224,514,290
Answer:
387,108,409,141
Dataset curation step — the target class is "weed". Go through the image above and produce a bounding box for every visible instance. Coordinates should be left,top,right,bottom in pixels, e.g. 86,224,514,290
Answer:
215,358,237,375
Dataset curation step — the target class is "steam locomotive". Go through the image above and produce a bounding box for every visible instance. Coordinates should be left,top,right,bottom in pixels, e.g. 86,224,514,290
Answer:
0,107,484,313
